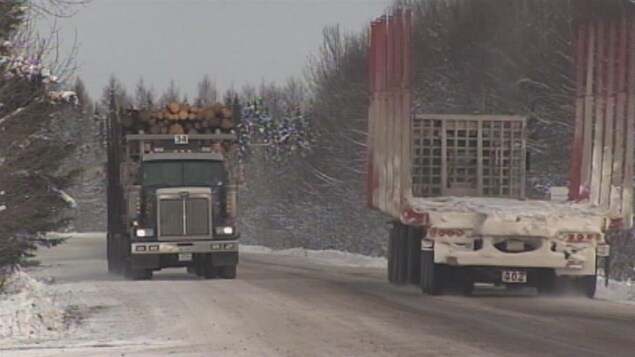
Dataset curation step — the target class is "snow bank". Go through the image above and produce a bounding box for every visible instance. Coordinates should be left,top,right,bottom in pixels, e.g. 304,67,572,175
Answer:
241,245,387,269
597,277,635,304
0,271,66,342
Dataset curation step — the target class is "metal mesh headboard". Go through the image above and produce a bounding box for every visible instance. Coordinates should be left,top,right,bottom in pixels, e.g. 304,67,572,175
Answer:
412,114,526,198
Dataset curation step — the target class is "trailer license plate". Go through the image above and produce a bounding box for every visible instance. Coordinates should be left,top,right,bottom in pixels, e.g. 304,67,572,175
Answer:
502,270,527,283
178,253,193,262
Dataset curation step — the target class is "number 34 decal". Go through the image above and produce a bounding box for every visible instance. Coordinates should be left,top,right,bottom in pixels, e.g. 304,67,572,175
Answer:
174,135,189,145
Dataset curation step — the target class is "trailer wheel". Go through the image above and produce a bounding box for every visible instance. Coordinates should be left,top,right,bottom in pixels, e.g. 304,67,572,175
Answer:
406,227,422,285
419,250,447,295
387,223,396,283
388,222,406,284
575,275,597,299
455,268,474,297
535,270,556,295
218,265,237,279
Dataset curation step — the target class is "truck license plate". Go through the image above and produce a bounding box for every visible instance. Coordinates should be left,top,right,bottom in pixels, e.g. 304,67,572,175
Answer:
502,270,527,283
178,253,193,262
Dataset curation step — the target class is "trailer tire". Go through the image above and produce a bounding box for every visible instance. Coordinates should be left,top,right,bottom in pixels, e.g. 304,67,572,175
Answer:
387,225,395,283
575,275,597,299
455,268,474,297
388,222,407,284
535,270,556,295
395,223,408,284
218,265,237,279
406,227,422,285
420,250,447,295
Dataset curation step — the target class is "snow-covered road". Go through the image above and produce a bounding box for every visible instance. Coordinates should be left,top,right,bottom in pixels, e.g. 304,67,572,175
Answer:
2,234,635,356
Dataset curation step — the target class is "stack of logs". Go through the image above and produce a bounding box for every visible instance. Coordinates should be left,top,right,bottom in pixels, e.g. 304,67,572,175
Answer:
121,102,235,135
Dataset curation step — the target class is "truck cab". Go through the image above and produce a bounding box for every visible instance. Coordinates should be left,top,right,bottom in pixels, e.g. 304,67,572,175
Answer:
107,130,240,280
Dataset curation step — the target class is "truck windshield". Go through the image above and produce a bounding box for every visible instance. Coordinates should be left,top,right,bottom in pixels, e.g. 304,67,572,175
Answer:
142,160,227,187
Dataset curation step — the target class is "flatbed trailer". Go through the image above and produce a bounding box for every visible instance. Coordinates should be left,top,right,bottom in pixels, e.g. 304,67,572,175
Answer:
366,10,634,297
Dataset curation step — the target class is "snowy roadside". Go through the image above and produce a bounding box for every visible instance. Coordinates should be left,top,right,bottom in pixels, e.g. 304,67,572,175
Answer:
596,277,635,305
0,271,71,345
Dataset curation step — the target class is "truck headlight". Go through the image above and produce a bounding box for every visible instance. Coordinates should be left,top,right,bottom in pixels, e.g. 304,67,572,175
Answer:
135,228,154,237
215,226,234,235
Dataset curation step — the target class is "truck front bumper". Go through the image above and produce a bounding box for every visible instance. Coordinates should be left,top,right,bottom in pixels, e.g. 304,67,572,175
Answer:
131,240,238,255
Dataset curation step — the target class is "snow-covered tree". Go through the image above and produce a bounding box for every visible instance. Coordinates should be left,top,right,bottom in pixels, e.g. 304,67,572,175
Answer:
0,1,84,274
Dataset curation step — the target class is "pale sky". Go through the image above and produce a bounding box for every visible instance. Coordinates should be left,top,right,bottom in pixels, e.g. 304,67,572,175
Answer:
36,0,390,101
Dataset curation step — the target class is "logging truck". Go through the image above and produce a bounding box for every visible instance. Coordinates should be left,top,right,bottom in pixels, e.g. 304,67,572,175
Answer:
106,98,241,280
367,11,633,297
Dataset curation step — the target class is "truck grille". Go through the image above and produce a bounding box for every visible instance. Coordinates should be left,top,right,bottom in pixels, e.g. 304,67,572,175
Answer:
186,198,209,235
158,196,210,239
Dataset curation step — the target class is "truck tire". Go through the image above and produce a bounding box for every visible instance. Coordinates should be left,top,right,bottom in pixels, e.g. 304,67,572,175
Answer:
107,234,125,275
107,234,116,273
218,265,237,279
203,265,218,279
125,265,152,280
420,250,447,295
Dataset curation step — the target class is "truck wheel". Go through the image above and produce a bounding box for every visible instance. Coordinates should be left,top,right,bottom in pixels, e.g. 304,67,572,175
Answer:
420,250,447,295
203,265,218,279
107,235,124,275
125,265,152,280
107,235,116,273
575,275,597,299
219,265,237,279
142,269,153,280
